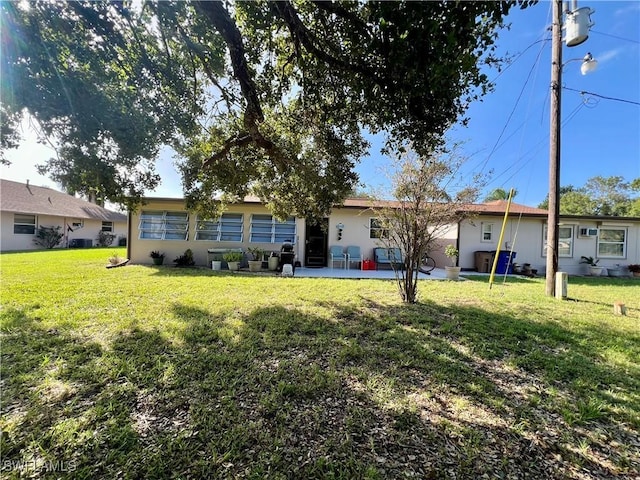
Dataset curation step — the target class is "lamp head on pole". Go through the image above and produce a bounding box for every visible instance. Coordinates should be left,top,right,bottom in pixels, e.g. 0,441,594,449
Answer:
580,52,598,75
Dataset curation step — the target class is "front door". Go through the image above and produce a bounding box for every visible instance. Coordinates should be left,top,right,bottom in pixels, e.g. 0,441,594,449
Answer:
305,219,328,267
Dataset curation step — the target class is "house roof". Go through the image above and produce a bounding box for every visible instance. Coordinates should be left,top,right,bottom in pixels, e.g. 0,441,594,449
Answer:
339,198,549,216
0,179,127,222
465,200,549,216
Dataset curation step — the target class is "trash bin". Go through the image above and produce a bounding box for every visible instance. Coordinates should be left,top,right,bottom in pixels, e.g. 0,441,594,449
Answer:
495,251,516,274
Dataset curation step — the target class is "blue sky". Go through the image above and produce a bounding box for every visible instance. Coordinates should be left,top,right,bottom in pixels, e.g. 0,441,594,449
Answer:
2,1,639,208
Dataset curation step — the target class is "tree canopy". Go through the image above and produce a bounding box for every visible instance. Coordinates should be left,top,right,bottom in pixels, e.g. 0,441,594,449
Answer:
1,0,533,217
483,187,517,202
538,176,640,217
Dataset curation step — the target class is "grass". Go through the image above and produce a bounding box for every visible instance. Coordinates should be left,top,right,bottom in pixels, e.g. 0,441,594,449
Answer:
1,248,639,479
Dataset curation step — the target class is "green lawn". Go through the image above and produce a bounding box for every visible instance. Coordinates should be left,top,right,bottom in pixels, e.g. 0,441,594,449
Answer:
1,248,639,479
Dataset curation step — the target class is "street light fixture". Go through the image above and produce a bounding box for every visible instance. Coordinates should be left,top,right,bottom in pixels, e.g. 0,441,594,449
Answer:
580,53,598,75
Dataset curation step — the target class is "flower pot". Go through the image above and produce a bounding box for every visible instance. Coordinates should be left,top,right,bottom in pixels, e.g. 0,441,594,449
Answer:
152,257,164,265
268,256,279,271
445,266,461,280
211,260,222,270
227,261,240,271
248,260,262,272
589,266,604,276
607,267,623,277
633,271,640,278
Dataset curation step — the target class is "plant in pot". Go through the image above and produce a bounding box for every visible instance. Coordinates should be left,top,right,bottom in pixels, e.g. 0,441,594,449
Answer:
223,251,243,271
580,256,603,276
627,264,640,278
149,250,165,265
444,244,461,280
268,251,279,271
247,247,265,272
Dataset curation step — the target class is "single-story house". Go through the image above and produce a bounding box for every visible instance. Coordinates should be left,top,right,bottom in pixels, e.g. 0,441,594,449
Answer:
0,179,127,251
127,196,640,275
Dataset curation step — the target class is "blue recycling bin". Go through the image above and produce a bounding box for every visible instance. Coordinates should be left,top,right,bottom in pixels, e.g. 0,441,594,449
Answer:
495,251,516,274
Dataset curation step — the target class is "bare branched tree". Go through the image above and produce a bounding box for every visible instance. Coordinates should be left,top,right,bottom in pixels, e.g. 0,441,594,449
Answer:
372,146,485,303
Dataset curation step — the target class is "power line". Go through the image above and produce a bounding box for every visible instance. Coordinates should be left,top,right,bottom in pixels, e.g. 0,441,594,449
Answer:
563,87,640,106
591,30,640,45
476,37,548,174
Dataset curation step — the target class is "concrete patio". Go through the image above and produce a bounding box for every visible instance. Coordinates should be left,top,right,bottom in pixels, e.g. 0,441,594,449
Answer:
292,266,453,280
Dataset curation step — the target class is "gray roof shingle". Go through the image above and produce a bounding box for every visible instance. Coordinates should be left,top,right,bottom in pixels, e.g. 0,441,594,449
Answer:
0,179,127,222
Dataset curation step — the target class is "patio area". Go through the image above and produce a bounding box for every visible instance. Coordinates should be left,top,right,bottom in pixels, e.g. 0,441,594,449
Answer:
293,266,453,280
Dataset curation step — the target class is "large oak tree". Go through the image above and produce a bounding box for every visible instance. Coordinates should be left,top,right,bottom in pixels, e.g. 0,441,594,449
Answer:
1,0,533,217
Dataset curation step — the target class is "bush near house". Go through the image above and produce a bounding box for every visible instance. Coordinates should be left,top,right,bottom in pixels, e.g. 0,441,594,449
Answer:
32,225,63,249
96,230,116,247
0,249,638,479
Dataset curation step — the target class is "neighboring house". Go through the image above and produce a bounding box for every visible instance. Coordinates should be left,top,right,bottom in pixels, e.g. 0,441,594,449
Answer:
0,179,127,251
127,196,640,274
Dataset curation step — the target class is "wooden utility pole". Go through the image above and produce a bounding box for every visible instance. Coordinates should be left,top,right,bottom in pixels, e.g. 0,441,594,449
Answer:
546,0,563,297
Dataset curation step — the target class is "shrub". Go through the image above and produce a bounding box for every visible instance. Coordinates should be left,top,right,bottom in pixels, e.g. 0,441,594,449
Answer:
222,251,243,263
96,230,116,247
33,226,63,249
174,249,195,267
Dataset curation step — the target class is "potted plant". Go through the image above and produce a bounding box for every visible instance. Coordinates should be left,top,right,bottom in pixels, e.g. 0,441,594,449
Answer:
627,264,640,278
268,251,279,271
247,247,265,272
580,256,603,276
149,250,165,265
223,251,243,271
444,244,461,280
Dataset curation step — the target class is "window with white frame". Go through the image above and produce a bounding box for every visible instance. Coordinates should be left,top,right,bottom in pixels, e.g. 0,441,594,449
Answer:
369,218,388,239
14,214,36,234
597,227,626,258
542,224,574,257
249,214,296,243
139,211,189,240
101,221,113,232
481,222,494,242
196,213,243,241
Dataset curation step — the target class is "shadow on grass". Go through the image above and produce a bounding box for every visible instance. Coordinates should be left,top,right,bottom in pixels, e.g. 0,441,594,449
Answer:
1,298,639,479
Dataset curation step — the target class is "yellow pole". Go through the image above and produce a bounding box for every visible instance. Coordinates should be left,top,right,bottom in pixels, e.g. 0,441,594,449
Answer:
489,188,515,290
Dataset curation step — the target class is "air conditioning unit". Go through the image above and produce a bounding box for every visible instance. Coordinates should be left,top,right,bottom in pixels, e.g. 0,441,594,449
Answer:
578,227,598,238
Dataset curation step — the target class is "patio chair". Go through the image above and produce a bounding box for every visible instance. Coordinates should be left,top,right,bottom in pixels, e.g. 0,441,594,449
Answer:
329,245,346,269
346,245,362,270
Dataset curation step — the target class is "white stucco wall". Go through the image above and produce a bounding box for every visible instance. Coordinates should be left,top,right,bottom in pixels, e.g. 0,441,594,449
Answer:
460,216,640,275
129,201,461,268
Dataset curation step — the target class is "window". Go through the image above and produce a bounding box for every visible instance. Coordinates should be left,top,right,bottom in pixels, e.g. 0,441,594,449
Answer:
481,222,494,242
598,228,626,258
196,213,243,241
14,214,36,234
369,218,388,239
249,214,296,243
542,224,574,257
101,221,113,232
139,211,189,240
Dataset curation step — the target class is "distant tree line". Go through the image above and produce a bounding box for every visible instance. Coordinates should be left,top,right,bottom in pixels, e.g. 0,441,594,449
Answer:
538,176,640,217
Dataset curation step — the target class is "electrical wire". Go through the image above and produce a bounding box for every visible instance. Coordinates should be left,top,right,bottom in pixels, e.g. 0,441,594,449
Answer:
563,87,640,106
476,38,548,175
591,30,640,45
